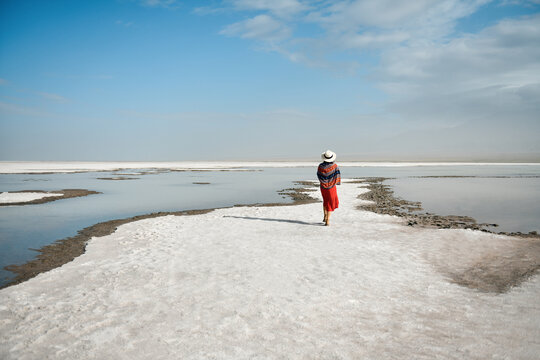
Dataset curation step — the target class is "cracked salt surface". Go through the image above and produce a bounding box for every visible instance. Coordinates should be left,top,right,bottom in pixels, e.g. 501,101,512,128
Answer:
0,181,538,359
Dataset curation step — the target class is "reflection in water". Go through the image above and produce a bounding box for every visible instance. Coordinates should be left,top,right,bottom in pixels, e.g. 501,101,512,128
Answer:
0,168,314,286
1,165,539,287
386,177,540,234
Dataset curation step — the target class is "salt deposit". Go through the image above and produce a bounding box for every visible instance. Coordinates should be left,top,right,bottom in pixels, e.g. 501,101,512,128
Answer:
1,161,538,173
0,192,64,204
0,181,538,359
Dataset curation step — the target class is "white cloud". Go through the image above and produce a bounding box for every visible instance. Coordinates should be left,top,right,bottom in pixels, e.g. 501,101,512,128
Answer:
304,0,492,53
229,0,309,18
369,13,540,152
38,92,70,103
214,0,494,70
198,1,540,156
499,0,540,5
192,6,227,15
309,0,437,30
140,0,177,8
214,1,539,122
378,14,540,96
220,14,291,42
116,20,134,27
339,32,410,49
310,0,489,31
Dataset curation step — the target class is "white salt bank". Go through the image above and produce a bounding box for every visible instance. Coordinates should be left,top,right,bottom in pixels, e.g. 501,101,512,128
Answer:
1,161,538,173
0,181,538,359
0,192,63,204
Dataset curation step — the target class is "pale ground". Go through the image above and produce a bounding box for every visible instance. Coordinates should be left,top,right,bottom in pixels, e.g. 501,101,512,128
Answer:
0,181,539,359
0,192,64,204
1,161,538,173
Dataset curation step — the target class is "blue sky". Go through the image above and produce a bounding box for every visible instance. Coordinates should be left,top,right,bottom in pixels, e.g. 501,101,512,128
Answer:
1,0,539,161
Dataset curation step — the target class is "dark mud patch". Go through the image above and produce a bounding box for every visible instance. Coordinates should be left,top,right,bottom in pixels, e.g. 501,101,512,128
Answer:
174,169,259,172
275,181,319,206
356,178,521,233
0,189,101,207
233,182,318,208
449,241,540,293
413,175,540,179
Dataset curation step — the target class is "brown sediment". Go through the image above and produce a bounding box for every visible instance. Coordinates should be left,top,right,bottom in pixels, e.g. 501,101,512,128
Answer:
411,175,492,179
0,189,101,207
293,180,319,187
413,175,540,178
97,177,140,181
1,184,318,289
356,178,485,231
170,168,259,172
277,181,319,204
241,181,319,207
199,169,258,172
192,182,211,185
5,167,260,175
355,177,540,293
10,170,112,175
355,177,539,237
448,241,540,293
127,169,171,175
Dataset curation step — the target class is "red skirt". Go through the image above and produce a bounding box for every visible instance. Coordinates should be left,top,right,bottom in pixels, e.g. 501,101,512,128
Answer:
321,186,339,211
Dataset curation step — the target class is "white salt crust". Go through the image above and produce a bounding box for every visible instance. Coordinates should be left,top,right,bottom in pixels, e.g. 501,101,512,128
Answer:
0,192,63,204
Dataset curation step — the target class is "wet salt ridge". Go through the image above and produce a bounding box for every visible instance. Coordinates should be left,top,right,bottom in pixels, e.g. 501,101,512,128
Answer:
0,162,539,287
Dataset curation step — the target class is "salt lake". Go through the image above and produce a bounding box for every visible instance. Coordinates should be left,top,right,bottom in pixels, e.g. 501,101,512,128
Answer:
1,163,539,287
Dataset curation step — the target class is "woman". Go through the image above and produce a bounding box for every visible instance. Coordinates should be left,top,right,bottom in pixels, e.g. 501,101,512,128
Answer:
317,150,341,226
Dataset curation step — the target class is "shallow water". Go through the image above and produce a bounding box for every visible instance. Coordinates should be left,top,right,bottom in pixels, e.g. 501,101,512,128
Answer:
386,177,540,234
0,168,310,285
1,164,539,287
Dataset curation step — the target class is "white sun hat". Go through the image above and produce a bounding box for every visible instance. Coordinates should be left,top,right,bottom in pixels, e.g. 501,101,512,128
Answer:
321,149,336,162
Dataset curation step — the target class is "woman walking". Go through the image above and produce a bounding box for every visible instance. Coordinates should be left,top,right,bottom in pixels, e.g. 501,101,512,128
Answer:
317,150,341,226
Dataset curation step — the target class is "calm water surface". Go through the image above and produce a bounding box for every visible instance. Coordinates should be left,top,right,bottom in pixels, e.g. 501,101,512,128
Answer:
386,177,540,234
1,165,539,287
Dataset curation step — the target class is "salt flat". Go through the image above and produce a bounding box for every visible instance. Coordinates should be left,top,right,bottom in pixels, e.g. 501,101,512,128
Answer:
0,181,538,359
1,161,538,173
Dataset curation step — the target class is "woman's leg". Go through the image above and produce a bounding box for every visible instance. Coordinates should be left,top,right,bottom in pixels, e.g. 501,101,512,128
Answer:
323,207,328,223
325,210,332,226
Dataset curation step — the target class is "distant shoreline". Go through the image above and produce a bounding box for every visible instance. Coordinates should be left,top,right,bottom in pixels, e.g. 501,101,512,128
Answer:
1,161,539,174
